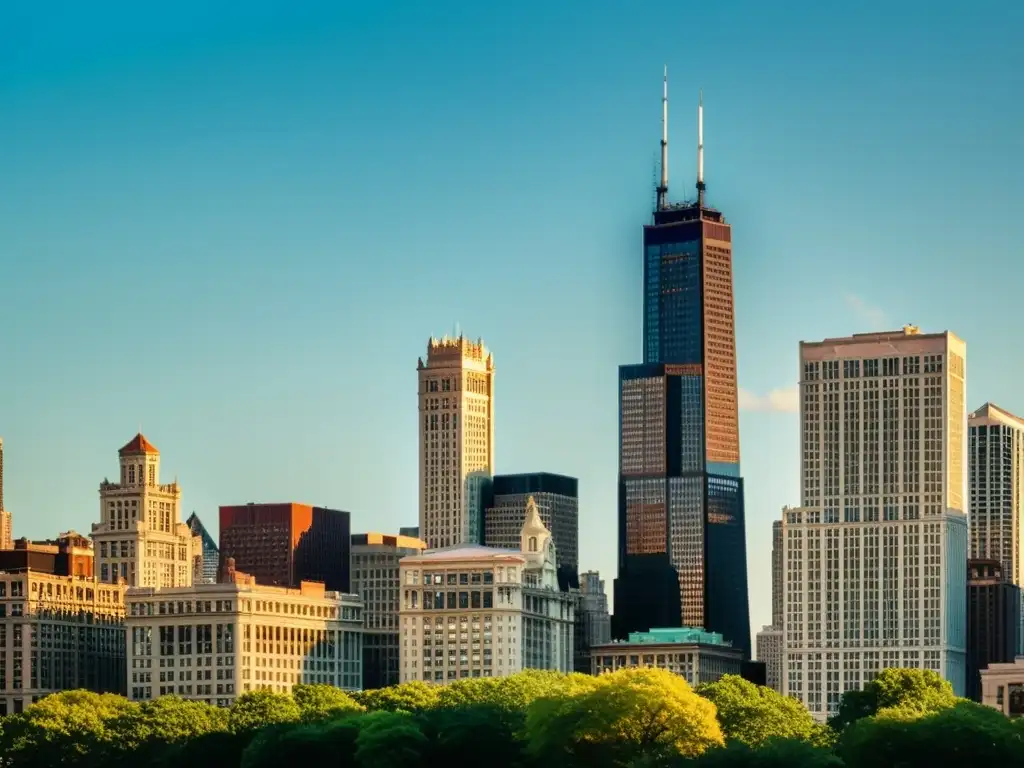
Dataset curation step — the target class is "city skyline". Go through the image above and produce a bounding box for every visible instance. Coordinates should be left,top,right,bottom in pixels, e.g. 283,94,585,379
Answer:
2,0,1023,641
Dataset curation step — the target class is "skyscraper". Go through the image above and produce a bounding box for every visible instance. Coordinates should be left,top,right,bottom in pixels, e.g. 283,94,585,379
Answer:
968,403,1024,585
0,437,11,550
93,434,202,587
755,519,784,692
418,335,495,549
783,327,969,719
186,512,220,584
613,72,750,658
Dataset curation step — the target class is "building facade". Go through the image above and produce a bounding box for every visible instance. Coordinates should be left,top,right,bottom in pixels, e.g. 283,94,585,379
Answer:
967,558,1021,701
418,335,495,549
125,566,363,706
574,570,612,673
351,532,426,689
186,513,220,585
485,473,579,578
590,627,744,687
0,540,125,715
783,327,969,720
981,657,1024,716
613,86,749,658
218,503,351,593
93,434,201,588
754,519,785,692
399,498,574,683
968,403,1024,586
0,437,11,550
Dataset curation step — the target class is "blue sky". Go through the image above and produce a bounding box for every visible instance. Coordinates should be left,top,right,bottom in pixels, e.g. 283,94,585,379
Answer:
1,0,1022,639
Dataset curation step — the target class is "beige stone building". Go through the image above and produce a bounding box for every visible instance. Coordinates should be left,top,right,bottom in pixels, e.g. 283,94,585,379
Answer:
93,434,201,588
0,539,126,715
125,565,364,706
400,497,574,683
981,657,1024,716
590,627,744,686
418,335,494,549
784,327,969,720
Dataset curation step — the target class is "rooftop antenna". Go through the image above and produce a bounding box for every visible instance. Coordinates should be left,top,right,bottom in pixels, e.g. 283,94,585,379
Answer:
656,66,668,212
696,89,705,208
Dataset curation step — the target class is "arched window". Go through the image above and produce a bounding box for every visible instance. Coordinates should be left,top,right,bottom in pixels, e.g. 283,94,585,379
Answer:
529,536,537,552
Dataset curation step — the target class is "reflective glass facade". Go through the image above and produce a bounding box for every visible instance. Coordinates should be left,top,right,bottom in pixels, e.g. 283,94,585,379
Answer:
613,201,750,659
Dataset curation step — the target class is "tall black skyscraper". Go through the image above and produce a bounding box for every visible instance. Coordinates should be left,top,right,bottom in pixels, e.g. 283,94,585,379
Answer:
613,71,751,658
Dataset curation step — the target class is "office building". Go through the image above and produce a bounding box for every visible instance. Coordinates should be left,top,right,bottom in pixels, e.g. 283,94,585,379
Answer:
0,438,10,550
399,497,574,683
573,570,611,673
0,536,126,715
93,434,202,588
125,560,364,706
418,334,494,549
968,403,1024,585
218,503,351,593
783,327,969,720
351,532,427,689
613,77,749,658
967,559,1021,702
399,526,421,539
980,657,1024,716
755,519,785,692
590,627,744,686
186,513,219,585
485,473,579,578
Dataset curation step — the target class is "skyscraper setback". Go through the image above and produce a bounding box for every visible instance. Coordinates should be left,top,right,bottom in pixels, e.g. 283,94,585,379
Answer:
614,73,750,658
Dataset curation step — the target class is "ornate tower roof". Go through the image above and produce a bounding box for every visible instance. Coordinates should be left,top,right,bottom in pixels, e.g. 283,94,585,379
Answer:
119,433,159,456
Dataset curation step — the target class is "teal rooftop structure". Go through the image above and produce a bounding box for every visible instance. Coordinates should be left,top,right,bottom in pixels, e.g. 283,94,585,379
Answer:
623,627,730,647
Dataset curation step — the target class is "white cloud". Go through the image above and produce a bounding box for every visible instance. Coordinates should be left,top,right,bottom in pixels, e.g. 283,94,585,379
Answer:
844,294,887,329
738,386,798,413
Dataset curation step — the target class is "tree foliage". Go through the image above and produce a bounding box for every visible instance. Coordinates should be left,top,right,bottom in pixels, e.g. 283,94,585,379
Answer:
526,667,723,766
291,683,363,722
228,690,301,734
697,674,824,747
351,680,440,713
830,667,959,731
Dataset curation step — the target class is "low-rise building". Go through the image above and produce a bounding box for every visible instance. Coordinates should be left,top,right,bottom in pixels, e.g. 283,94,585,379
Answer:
399,497,574,683
590,627,744,687
351,532,427,689
0,536,126,715
125,560,363,706
981,657,1024,716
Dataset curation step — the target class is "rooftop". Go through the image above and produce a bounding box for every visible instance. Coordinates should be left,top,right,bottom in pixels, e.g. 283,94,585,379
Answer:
596,627,732,648
969,402,1024,430
402,544,523,563
119,433,159,456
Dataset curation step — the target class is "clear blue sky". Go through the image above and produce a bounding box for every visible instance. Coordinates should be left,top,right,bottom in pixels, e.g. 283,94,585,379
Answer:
1,0,1022,639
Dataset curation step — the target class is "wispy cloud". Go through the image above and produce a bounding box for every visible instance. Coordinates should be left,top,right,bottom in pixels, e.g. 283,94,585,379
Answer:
844,294,887,329
738,386,798,413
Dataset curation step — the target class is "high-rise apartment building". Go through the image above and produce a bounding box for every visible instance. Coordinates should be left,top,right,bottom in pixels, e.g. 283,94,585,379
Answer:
93,434,202,588
418,335,494,549
485,473,579,578
0,438,12,550
399,498,574,683
0,538,125,715
966,559,1021,701
218,503,351,593
125,563,364,705
783,327,969,720
613,77,749,658
186,513,220,585
574,570,611,673
968,403,1024,585
351,532,427,689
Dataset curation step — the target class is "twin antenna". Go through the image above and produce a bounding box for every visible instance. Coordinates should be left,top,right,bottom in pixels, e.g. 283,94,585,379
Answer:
656,67,705,211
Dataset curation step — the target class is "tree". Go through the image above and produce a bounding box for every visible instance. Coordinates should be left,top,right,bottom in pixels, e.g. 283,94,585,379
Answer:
830,667,959,731
353,710,429,768
239,718,363,768
291,684,364,722
419,703,525,768
696,674,825,747
689,738,844,768
103,696,228,767
228,690,301,734
526,667,723,767
155,729,257,768
353,680,441,713
838,700,1024,767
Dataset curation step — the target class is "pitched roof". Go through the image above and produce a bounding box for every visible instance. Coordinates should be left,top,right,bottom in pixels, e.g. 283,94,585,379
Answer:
119,433,159,456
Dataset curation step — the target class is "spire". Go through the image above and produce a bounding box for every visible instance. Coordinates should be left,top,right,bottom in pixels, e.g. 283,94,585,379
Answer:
696,89,706,207
656,66,669,212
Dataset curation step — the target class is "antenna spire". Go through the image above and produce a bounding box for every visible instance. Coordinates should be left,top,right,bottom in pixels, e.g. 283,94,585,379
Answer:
656,66,669,212
696,89,705,208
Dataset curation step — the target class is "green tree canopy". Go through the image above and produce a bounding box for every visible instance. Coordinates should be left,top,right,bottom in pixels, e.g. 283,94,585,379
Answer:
353,710,430,768
690,738,844,768
830,667,959,731
696,674,825,747
291,683,363,722
419,703,525,768
526,667,723,767
353,680,441,713
228,690,301,734
239,718,363,768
